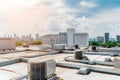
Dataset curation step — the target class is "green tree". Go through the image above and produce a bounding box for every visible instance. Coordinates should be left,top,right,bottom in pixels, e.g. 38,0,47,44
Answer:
89,41,99,46
117,43,120,47
101,43,108,48
29,40,42,45
16,41,23,46
106,42,117,48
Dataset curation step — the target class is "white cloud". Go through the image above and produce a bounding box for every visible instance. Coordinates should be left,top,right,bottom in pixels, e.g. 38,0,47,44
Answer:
0,0,120,38
0,0,68,35
93,8,120,23
52,7,120,38
0,0,40,8
79,1,97,8
0,0,97,36
89,8,120,37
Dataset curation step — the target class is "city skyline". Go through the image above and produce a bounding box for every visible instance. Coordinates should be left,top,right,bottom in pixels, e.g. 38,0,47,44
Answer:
0,0,120,37
1,1,120,79
1,31,120,39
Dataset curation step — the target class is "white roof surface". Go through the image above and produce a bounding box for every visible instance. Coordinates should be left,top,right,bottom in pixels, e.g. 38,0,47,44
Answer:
0,47,120,80
0,62,120,80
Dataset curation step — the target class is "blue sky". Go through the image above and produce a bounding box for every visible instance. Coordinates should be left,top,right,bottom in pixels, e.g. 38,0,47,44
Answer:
65,0,120,17
0,0,120,38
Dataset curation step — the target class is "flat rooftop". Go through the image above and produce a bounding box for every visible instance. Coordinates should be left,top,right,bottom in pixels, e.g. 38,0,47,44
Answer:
0,47,120,80
0,51,47,61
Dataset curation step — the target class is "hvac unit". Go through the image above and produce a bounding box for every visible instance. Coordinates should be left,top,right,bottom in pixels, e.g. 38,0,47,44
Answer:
28,59,57,80
104,57,112,62
75,50,84,59
53,44,65,50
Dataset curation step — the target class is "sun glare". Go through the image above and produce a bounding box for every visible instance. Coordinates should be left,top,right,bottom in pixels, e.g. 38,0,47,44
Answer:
7,0,39,7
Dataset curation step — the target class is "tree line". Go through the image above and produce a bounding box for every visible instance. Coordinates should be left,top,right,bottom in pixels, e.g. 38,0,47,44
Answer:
89,41,120,48
16,40,42,46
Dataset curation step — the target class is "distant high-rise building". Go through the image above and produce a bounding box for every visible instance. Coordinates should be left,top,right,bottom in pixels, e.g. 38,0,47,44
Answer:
36,34,39,40
7,35,10,38
14,33,17,38
40,34,59,45
13,33,20,41
40,28,89,47
67,28,75,45
29,33,32,38
104,33,109,43
40,35,51,44
109,37,115,42
21,35,33,43
58,32,67,44
97,36,104,42
74,33,89,47
89,38,97,41
117,35,120,43
4,35,6,38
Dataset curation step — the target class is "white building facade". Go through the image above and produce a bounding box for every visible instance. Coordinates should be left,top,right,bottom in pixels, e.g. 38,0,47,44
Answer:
40,28,89,47
97,36,104,42
67,28,75,45
40,34,59,45
35,34,39,40
74,33,89,47
58,32,67,44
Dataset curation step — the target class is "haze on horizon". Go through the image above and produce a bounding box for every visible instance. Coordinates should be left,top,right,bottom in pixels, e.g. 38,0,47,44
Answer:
0,0,120,38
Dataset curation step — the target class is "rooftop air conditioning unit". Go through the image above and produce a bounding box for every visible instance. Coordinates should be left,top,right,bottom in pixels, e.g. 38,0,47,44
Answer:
28,59,57,80
75,50,84,59
53,44,65,50
104,57,112,62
